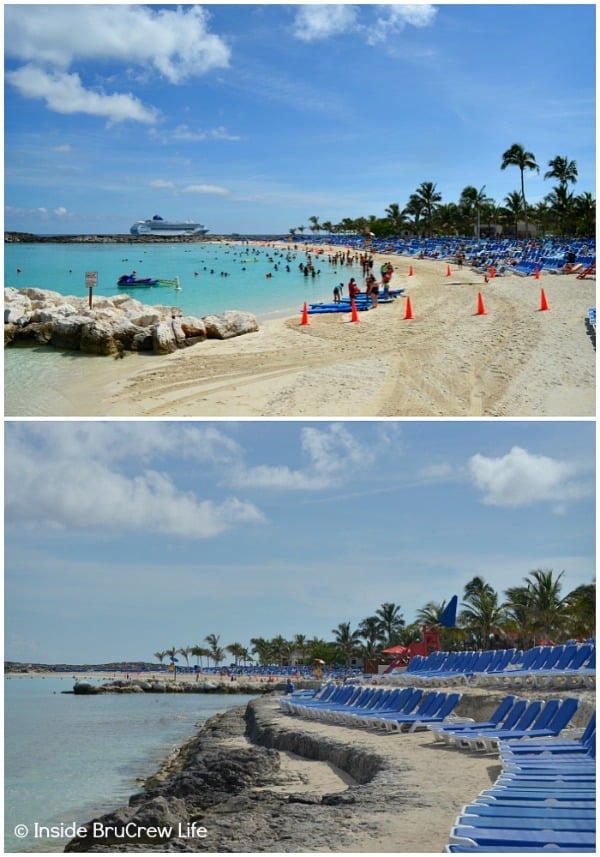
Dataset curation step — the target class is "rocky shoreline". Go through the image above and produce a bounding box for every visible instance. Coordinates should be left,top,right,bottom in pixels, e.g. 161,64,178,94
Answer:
62,687,595,853
69,679,314,696
4,287,258,356
64,696,388,853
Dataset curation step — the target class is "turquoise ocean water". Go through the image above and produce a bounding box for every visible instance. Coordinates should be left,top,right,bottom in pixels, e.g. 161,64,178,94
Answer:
4,241,342,319
5,241,352,415
4,676,256,853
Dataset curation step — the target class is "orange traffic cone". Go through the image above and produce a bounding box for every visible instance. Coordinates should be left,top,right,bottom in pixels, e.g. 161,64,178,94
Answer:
539,288,550,311
476,292,487,315
404,296,414,320
350,299,360,323
300,302,310,325
446,264,452,276
489,266,495,279
534,266,540,279
408,265,414,277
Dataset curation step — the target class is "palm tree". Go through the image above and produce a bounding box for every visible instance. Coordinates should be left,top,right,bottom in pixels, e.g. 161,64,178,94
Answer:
524,569,569,642
573,191,595,236
331,621,361,668
503,585,535,649
412,181,442,236
564,582,595,639
250,636,274,665
500,143,539,238
204,633,224,668
308,215,321,236
293,633,310,665
153,651,166,665
177,646,191,668
226,642,245,666
403,194,426,235
544,185,576,237
459,185,493,242
358,615,385,655
375,602,405,646
502,191,525,238
190,645,210,668
544,155,578,191
460,583,506,649
384,202,406,235
165,645,178,680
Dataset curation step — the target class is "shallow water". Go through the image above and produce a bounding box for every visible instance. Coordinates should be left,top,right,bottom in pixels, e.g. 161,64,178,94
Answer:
5,241,355,415
4,675,256,853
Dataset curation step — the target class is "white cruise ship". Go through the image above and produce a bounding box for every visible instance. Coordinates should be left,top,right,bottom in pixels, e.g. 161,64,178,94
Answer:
130,215,209,236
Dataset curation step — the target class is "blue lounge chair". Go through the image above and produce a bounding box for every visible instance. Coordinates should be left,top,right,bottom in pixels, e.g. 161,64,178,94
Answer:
499,711,595,759
383,692,461,733
476,697,579,752
449,825,596,849
455,700,541,750
428,695,517,743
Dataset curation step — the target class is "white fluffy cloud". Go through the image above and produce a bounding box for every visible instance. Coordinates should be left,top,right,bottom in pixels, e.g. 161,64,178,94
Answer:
468,446,588,508
230,423,396,491
5,424,263,538
5,5,230,123
292,4,437,43
4,5,230,82
293,5,360,41
6,64,158,125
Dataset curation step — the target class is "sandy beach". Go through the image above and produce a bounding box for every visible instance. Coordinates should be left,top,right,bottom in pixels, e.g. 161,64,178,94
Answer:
34,248,593,418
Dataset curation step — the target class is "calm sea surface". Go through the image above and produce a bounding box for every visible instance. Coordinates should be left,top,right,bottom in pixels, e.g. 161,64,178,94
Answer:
5,241,351,415
4,676,256,853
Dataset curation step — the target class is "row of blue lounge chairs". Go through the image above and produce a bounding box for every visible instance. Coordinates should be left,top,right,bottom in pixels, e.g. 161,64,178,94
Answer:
428,695,579,752
389,643,595,688
446,711,596,852
280,683,462,732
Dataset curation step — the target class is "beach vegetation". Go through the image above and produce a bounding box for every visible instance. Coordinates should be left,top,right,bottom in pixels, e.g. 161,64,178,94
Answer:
331,622,362,667
374,602,405,647
500,143,539,237
295,147,593,241
156,574,593,671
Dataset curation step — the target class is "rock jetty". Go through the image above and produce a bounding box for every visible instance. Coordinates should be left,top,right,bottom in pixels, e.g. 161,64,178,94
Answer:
70,679,309,696
4,287,258,356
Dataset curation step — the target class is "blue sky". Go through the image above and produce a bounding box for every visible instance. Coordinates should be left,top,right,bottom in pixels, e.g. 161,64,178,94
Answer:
5,420,595,663
4,3,596,235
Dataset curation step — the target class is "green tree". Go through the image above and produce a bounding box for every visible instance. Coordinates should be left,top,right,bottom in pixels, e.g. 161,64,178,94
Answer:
204,633,225,667
460,582,507,649
544,184,576,237
412,181,442,236
331,621,361,667
178,646,192,668
375,602,405,646
226,642,245,666
524,569,569,642
573,191,595,236
503,585,535,649
384,202,407,235
153,650,166,665
544,155,578,191
308,215,321,235
502,191,525,238
564,581,596,639
459,185,493,242
500,143,539,237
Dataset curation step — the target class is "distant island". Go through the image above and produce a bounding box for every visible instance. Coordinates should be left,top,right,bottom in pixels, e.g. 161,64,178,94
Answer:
5,660,163,673
4,231,223,244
